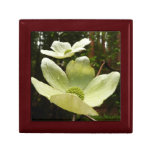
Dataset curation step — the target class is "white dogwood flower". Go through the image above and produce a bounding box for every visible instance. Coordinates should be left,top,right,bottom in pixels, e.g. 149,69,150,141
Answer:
41,38,90,59
31,56,120,116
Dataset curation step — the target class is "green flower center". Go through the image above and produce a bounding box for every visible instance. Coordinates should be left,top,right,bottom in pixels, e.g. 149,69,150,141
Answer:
66,87,84,100
64,49,72,54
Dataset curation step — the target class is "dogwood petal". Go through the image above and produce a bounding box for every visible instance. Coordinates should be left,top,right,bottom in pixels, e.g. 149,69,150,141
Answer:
51,41,71,53
31,77,62,99
72,38,90,50
41,50,74,59
41,58,70,91
41,50,61,58
84,72,120,107
72,47,86,53
50,93,98,116
66,56,95,89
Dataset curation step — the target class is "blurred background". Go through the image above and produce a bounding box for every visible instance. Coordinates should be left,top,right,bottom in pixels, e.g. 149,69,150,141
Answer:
31,31,121,121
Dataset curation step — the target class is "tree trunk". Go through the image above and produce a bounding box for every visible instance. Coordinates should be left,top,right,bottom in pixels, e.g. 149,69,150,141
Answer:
102,32,106,54
117,32,121,62
88,32,95,57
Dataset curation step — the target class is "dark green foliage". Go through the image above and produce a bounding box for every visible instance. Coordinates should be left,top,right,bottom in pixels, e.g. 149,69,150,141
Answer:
31,31,121,121
75,114,120,121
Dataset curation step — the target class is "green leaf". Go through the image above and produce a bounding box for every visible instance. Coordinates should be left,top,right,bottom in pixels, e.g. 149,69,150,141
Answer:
50,93,98,116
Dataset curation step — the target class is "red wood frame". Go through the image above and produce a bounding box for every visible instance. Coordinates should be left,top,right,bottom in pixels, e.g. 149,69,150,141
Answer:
19,20,133,133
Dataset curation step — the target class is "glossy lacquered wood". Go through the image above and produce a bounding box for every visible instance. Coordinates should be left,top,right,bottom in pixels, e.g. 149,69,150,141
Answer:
19,19,133,133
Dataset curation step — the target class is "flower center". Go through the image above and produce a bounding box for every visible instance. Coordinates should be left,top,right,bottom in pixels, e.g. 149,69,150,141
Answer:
64,49,72,54
66,87,84,100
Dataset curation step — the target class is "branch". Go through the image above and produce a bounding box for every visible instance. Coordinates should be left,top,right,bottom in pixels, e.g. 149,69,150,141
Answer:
84,115,97,121
96,60,105,76
72,114,76,121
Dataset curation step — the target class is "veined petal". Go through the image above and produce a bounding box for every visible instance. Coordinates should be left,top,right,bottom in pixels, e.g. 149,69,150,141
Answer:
72,38,90,50
41,50,74,59
66,56,95,89
31,77,62,99
51,41,71,53
41,58,70,91
72,47,86,53
41,50,60,58
84,72,120,107
50,93,98,116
